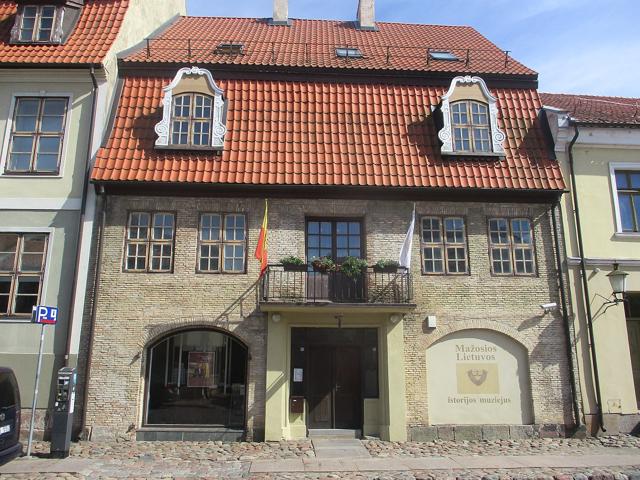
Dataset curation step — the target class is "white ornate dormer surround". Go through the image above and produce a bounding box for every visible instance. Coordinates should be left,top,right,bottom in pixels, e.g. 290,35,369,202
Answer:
154,66,228,149
437,75,506,156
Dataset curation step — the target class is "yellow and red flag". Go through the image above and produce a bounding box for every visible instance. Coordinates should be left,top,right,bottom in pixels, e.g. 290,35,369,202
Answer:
254,200,268,275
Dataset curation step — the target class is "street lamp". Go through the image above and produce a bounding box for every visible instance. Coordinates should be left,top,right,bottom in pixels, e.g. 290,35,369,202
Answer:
607,263,629,304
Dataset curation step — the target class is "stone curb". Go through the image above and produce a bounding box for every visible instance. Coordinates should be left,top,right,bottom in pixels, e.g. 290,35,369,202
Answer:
480,472,640,480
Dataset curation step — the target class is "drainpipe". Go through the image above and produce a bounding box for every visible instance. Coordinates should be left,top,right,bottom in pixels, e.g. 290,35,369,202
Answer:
551,200,583,429
80,186,107,437
567,120,606,433
64,66,99,365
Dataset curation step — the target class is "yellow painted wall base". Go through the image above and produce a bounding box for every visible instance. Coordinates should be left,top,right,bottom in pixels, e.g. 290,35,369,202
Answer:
363,398,380,437
264,312,407,441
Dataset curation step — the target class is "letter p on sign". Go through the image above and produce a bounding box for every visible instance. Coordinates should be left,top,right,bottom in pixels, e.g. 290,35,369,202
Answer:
32,306,58,325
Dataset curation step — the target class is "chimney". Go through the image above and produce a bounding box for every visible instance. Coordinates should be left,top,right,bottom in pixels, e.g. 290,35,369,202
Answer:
271,0,290,25
356,0,377,30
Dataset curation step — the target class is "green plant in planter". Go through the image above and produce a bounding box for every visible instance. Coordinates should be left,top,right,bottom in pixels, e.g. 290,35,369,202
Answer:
280,256,307,272
373,259,401,273
311,256,335,273
340,256,368,279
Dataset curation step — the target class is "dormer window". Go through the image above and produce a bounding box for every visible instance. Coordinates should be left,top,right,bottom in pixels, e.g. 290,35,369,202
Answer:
438,76,506,156
451,101,491,153
17,5,59,43
171,94,213,146
155,67,227,150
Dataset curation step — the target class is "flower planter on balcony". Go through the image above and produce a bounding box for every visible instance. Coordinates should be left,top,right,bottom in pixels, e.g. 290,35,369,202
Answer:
282,264,308,272
372,265,399,274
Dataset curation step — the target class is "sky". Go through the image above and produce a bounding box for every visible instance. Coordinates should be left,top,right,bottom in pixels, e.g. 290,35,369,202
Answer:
187,0,638,97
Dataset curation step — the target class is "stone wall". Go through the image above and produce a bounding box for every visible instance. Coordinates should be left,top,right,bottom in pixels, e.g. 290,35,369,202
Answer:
83,195,575,440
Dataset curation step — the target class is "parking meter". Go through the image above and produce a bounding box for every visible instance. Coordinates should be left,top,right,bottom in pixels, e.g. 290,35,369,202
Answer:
50,367,76,459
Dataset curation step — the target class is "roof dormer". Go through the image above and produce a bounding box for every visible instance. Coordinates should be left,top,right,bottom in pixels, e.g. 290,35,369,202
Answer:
154,67,228,150
10,0,84,45
438,76,506,156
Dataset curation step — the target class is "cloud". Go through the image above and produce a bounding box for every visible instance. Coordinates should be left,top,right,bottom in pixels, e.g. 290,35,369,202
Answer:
536,43,640,96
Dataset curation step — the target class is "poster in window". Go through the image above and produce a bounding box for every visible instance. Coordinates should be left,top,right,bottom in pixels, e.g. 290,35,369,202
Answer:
187,352,215,388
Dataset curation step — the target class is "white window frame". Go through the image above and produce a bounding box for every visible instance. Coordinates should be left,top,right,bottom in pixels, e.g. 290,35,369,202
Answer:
13,5,63,44
0,227,54,323
0,92,73,179
610,162,640,237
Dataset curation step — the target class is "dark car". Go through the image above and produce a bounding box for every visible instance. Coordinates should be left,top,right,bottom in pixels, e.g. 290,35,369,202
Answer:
0,368,22,465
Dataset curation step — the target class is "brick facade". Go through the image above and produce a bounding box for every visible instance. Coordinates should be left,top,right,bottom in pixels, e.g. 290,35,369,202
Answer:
83,195,575,440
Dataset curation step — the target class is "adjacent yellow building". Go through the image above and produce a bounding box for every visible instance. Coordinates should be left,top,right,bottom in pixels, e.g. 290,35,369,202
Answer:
543,93,640,434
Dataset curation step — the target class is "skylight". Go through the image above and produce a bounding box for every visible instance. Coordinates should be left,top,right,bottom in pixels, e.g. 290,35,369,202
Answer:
215,43,244,55
336,47,363,59
429,50,459,61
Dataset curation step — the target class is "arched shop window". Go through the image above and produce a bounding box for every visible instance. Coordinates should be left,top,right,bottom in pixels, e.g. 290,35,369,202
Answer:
144,329,247,428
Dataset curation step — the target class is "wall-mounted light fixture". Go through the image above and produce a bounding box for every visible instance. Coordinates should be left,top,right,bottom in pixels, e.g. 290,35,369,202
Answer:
540,302,558,315
272,313,282,323
606,263,629,305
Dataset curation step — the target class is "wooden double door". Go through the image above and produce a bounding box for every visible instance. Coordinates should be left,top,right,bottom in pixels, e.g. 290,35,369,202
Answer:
307,346,361,429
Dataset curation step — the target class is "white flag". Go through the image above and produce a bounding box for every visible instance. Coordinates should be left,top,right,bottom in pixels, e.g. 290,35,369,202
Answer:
399,204,416,268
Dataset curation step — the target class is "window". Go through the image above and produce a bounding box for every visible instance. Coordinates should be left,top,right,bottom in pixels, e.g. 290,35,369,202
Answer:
17,5,58,43
306,219,362,263
336,47,363,59
125,212,175,272
420,217,468,274
488,218,536,275
0,233,48,317
5,97,67,174
145,329,247,428
170,93,213,147
198,213,246,273
614,170,640,232
451,101,491,153
429,50,458,61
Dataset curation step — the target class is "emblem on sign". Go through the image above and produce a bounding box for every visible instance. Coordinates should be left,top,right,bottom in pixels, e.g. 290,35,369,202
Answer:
467,369,488,386
0,413,5,421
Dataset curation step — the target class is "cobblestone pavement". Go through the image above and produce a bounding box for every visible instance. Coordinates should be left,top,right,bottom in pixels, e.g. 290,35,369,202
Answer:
4,467,640,480
28,439,316,461
363,435,640,457
1,436,639,479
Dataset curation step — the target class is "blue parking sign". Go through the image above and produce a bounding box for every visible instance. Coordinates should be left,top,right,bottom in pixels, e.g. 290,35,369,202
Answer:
32,306,58,325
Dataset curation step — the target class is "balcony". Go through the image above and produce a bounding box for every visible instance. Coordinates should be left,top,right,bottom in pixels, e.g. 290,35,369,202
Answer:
259,265,414,308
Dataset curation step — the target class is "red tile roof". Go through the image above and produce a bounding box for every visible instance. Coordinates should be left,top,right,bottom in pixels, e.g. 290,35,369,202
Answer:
0,0,129,65
123,17,535,77
92,76,564,191
541,93,640,127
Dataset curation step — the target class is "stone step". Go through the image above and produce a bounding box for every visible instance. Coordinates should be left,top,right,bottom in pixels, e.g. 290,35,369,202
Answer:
308,429,361,439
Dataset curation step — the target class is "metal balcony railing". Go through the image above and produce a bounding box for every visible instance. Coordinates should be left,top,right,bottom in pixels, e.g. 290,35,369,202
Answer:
260,265,413,305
